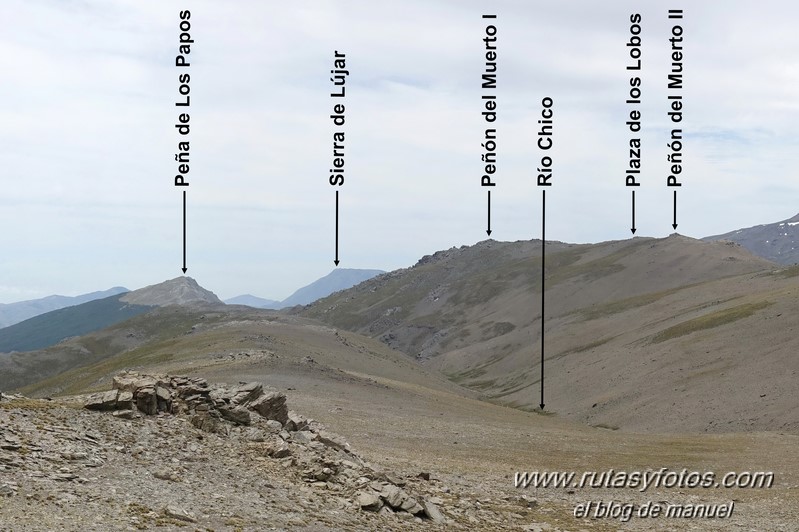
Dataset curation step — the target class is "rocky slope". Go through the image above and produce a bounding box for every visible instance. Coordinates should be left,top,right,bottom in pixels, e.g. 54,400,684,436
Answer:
299,235,799,433
120,276,222,306
3,369,799,531
703,212,799,265
0,373,502,531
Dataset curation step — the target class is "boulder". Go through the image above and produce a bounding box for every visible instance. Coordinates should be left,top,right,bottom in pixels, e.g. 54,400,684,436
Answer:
317,430,349,452
319,467,334,481
284,410,307,431
219,405,251,425
266,443,291,459
380,484,406,509
116,391,134,410
290,431,317,445
85,390,119,411
155,386,172,413
177,384,210,399
265,420,283,432
357,491,383,512
422,499,445,523
249,392,288,424
400,496,424,515
112,373,140,393
229,382,263,405
135,387,157,415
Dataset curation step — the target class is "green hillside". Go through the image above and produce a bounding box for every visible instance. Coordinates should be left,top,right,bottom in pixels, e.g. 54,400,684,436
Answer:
0,294,152,353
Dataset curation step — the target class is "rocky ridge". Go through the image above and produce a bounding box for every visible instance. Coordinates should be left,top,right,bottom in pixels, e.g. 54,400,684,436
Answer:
84,372,449,522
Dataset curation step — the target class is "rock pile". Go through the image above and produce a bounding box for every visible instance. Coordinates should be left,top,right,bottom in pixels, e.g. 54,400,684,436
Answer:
84,372,449,524
84,371,289,429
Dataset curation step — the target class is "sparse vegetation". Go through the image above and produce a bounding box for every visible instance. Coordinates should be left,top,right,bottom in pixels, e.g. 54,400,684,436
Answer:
650,300,773,344
551,337,614,359
776,264,799,278
578,285,699,321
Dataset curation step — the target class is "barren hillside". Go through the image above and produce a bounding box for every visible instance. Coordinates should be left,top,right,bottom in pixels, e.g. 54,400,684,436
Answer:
299,236,799,433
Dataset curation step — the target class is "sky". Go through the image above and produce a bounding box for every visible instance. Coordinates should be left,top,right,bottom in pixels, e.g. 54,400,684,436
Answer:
1,0,798,303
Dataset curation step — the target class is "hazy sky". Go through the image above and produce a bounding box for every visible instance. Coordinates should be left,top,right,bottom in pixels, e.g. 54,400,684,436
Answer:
2,1,798,302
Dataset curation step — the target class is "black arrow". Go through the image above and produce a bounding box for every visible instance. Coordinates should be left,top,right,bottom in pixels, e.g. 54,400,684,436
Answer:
540,189,546,410
334,190,340,266
672,190,678,230
182,191,187,274
486,190,492,236
630,190,637,235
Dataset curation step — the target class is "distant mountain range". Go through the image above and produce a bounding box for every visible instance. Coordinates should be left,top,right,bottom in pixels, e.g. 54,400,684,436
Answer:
224,294,282,308
0,277,220,355
703,212,799,265
0,287,128,329
225,268,385,309
0,268,368,359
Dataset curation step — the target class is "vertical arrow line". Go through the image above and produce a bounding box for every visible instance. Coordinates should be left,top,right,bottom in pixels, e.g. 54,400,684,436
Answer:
182,191,187,273
487,190,492,236
673,190,678,228
334,190,340,265
631,190,636,233
540,189,546,410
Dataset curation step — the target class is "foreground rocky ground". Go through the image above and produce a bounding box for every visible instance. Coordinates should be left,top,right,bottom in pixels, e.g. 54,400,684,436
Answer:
0,373,540,531
3,369,799,530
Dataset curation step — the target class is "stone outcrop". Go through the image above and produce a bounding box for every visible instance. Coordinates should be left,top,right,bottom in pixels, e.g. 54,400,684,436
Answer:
80,372,450,525
84,372,290,429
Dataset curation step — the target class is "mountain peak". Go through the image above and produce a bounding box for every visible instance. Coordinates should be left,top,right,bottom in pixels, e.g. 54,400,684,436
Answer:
120,277,222,307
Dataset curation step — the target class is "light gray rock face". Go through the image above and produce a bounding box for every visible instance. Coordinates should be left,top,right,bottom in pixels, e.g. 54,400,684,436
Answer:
250,392,289,424
119,277,222,307
116,391,134,410
229,382,263,405
84,390,119,411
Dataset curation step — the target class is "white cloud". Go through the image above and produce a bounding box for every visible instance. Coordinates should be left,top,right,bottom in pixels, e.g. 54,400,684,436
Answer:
0,0,798,301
